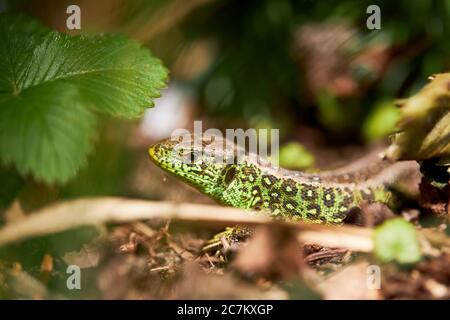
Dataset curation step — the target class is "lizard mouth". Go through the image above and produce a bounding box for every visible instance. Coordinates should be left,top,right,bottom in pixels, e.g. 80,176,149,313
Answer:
148,145,157,161
148,145,158,161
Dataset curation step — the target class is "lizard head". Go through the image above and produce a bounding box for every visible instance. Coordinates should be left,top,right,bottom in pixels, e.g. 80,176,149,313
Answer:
148,134,239,200
149,133,278,208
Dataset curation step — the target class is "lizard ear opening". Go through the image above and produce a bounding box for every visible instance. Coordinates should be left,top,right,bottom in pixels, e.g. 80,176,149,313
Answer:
224,166,237,185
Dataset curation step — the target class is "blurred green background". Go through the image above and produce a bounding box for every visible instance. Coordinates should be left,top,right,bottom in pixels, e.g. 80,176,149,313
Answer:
1,0,450,299
1,0,449,205
1,0,449,208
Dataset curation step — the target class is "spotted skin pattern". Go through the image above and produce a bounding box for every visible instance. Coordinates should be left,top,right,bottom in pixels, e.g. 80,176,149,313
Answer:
148,135,418,224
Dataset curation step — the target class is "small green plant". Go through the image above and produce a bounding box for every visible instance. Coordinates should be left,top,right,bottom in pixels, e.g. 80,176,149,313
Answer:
0,13,168,184
278,142,315,169
374,218,422,264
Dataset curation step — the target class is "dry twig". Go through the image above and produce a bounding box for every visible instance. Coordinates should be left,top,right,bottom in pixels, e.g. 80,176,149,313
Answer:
0,197,374,251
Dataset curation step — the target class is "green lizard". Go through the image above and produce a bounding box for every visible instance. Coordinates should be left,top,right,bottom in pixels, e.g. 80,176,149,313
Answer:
148,134,419,224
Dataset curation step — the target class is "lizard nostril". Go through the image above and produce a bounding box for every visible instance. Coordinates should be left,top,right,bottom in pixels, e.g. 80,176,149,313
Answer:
183,151,201,164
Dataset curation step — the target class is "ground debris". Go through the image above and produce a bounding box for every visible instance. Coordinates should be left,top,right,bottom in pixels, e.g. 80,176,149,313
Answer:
167,262,288,300
382,253,450,299
304,246,352,269
316,261,381,300
232,226,306,279
419,180,450,219
4,201,450,300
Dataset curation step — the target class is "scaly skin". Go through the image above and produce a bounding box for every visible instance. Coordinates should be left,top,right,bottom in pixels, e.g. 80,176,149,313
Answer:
148,134,419,224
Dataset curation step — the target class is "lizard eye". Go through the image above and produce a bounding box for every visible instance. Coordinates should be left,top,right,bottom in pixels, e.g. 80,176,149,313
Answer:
184,151,201,164
224,166,237,184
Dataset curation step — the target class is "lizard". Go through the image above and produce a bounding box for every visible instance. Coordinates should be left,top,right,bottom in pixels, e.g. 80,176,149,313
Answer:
148,134,420,247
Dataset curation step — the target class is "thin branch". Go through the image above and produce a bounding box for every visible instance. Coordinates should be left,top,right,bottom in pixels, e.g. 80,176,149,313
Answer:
0,197,374,252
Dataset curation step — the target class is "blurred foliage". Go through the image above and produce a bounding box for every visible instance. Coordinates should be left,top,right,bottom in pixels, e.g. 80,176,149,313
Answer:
363,100,400,142
0,226,99,269
1,0,448,194
278,142,315,169
374,218,422,264
316,90,364,134
5,0,450,137
60,118,138,198
171,0,450,137
179,0,300,121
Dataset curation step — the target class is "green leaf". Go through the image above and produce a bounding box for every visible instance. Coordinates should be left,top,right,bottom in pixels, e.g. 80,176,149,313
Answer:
0,13,168,183
0,83,96,183
374,218,422,264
